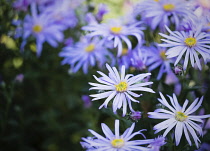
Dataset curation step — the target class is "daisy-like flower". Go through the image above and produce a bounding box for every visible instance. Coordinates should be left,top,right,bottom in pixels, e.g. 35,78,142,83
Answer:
145,44,174,80
148,92,210,148
21,3,65,56
159,26,210,70
134,0,194,31
81,120,154,151
59,37,112,74
89,64,155,116
44,0,80,29
82,19,144,56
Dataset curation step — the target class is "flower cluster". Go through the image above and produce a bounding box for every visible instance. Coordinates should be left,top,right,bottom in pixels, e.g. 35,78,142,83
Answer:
11,0,210,150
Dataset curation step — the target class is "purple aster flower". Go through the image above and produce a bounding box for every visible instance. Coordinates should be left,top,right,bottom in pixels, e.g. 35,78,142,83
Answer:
13,0,32,11
82,19,144,56
81,119,154,150
134,0,194,31
89,64,155,116
59,37,112,74
148,136,166,151
82,95,92,108
130,46,147,71
130,111,142,121
21,3,65,56
193,0,210,17
145,44,174,80
96,3,109,21
159,26,210,70
117,47,135,70
14,74,24,83
148,92,210,148
44,0,79,29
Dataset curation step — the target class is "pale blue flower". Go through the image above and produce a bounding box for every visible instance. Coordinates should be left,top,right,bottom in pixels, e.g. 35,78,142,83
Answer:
159,26,210,70
89,64,155,116
44,0,80,29
134,0,194,31
148,92,210,148
81,120,154,151
21,3,65,56
82,19,144,56
59,37,112,74
145,44,174,80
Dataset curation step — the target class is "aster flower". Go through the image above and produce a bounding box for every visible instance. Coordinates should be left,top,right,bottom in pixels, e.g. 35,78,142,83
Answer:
89,64,155,116
117,47,135,70
159,26,210,70
148,92,210,148
147,136,166,151
82,19,144,56
134,0,194,31
21,3,65,56
192,0,210,17
145,44,174,80
81,119,154,151
44,0,79,29
13,0,32,11
59,37,112,74
130,46,147,71
96,3,109,21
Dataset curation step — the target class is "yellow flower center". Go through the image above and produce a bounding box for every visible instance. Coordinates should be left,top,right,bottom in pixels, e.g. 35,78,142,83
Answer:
160,50,167,60
154,0,159,2
111,139,125,148
110,27,122,34
33,25,42,33
163,4,175,11
115,81,128,92
207,23,210,32
175,111,188,122
85,44,95,52
184,37,197,47
121,48,128,56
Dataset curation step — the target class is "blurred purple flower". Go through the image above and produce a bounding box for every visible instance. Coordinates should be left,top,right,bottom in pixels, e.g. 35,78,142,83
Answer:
148,136,166,151
134,0,194,31
96,3,109,21
14,74,24,83
130,46,147,71
130,111,141,121
174,65,183,75
13,0,32,11
21,3,65,56
82,95,92,108
85,13,98,25
145,44,174,80
64,38,74,46
44,0,79,29
82,19,144,56
59,37,113,74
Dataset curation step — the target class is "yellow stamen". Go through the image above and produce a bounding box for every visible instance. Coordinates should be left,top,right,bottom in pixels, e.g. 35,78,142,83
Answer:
175,111,188,122
111,139,125,148
110,27,122,34
33,25,42,33
115,81,128,92
184,37,197,47
160,50,167,60
163,4,175,11
121,48,128,56
154,0,159,2
85,44,95,52
207,23,210,32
